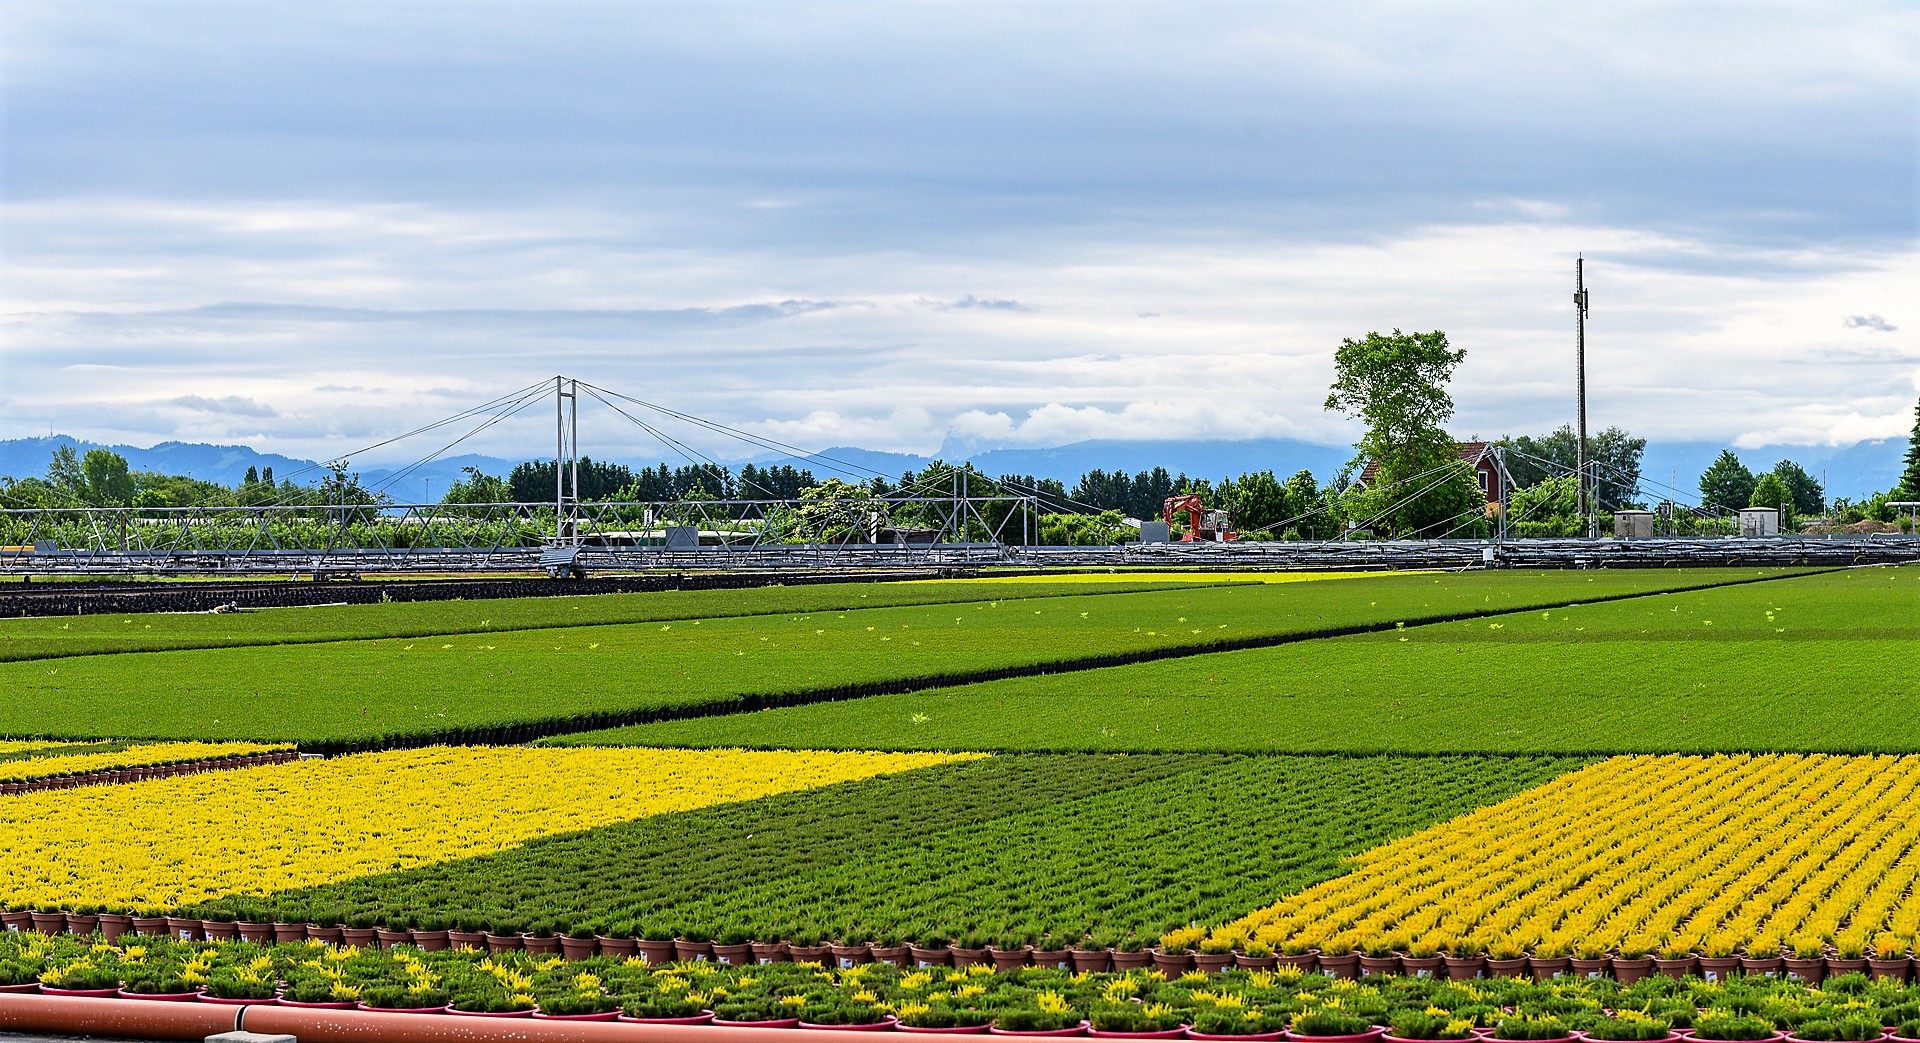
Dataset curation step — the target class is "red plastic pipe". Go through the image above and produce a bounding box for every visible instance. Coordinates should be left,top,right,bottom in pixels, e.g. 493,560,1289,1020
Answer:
2,994,907,1043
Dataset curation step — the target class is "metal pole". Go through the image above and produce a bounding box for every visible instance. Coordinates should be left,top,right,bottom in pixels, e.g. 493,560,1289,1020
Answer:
555,375,564,541
1574,256,1592,538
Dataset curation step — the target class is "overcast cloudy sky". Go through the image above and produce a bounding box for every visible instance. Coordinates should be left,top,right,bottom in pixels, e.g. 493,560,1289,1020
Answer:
2,2,1915,464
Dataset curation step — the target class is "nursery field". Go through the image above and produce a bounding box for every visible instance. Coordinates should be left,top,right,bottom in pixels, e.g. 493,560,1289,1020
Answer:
0,568,1764,745
9,561,1920,1001
584,566,1920,754
0,575,1245,662
0,739,289,783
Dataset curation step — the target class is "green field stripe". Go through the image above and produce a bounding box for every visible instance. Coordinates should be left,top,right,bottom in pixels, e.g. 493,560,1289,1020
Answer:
184,752,1588,939
595,566,1916,755
0,578,1240,663
0,569,1817,747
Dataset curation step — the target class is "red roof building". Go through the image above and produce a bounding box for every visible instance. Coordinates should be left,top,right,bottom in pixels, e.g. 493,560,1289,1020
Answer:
1351,441,1514,506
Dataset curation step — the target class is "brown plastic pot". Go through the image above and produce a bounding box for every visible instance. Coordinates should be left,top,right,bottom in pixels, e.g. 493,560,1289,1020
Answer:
950,947,991,968
1317,953,1360,980
1276,952,1317,972
1235,953,1277,971
1612,957,1655,984
1443,955,1486,981
747,941,787,964
1867,955,1912,981
989,946,1033,973
1031,949,1073,972
1108,950,1153,972
1529,957,1571,982
789,943,834,964
1784,957,1825,984
483,932,524,954
236,923,274,944
201,921,241,942
415,930,455,951
374,929,412,950
1193,953,1235,975
1654,957,1696,980
96,915,133,942
270,923,307,944
340,928,376,948
65,914,100,937
1486,957,1529,978
627,938,674,964
2,911,36,933
521,935,561,956
910,946,954,968
1826,957,1867,976
1401,956,1443,979
673,939,714,963
870,945,912,969
1740,955,1784,978
30,912,67,936
1357,954,1398,978
305,925,343,945
713,943,756,966
164,916,201,941
598,937,639,960
1147,949,1191,975
559,936,600,961
445,930,485,951
1569,958,1609,980
1071,949,1112,973
828,943,872,968
1697,957,1741,982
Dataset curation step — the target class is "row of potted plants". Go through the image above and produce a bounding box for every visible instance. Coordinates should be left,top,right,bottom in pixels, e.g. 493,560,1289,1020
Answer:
7,931,1920,1042
4,913,1916,987
0,748,297,794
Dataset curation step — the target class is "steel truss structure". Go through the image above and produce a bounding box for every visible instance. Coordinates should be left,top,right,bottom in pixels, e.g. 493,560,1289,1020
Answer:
0,490,1041,575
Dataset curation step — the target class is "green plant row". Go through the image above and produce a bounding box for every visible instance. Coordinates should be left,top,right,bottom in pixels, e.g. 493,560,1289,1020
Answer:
178,754,1585,941
0,577,1237,663
5,930,1920,1038
595,567,1920,755
0,569,1764,745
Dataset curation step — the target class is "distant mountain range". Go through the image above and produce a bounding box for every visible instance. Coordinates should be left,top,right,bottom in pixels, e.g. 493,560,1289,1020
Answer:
0,432,1907,504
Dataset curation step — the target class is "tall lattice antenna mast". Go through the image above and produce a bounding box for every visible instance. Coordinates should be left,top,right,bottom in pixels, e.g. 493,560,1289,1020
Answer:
1574,256,1593,538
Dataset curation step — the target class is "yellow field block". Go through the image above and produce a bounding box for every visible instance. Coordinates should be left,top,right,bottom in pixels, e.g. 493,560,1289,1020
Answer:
0,740,78,756
0,740,292,783
0,745,979,913
1212,754,1920,956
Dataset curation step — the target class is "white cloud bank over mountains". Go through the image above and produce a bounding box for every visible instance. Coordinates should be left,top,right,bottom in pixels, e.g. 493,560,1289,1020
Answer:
0,2,1914,464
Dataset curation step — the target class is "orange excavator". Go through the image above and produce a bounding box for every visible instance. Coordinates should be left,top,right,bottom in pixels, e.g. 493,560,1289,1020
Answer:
1163,494,1238,542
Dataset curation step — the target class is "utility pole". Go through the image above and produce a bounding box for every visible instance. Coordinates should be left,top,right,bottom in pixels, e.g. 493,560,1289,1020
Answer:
555,376,579,542
1574,256,1593,538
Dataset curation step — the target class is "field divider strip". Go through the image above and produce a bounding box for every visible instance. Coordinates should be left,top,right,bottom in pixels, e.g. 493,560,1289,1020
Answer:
300,567,1835,756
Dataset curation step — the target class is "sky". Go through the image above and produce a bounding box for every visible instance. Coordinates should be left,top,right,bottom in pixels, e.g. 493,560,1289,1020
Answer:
1,1,1916,467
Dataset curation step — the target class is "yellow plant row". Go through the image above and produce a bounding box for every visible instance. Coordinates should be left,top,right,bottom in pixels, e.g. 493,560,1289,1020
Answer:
0,745,977,912
1208,754,1920,959
0,739,77,756
0,741,294,783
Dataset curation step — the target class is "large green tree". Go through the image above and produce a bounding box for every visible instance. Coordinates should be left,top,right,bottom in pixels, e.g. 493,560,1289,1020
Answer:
1325,329,1484,537
1494,425,1647,512
1764,460,1824,516
1698,450,1757,512
80,449,135,506
1901,396,1920,500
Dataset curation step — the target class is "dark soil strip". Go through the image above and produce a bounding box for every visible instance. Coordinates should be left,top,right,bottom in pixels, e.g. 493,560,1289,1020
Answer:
0,570,950,619
0,751,299,796
304,567,1837,756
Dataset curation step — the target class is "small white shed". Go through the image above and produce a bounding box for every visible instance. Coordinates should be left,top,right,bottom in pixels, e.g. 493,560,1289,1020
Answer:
1738,507,1779,537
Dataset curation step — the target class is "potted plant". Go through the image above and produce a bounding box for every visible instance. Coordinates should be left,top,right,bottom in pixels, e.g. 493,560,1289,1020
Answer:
411,916,452,952
1867,934,1911,981
1277,939,1318,973
620,994,715,1024
558,925,599,962
1582,1014,1677,1043
1486,939,1530,979
899,1002,995,1034
1383,1011,1476,1043
713,927,757,967
535,991,622,1021
1784,1017,1885,1043
1740,939,1785,978
714,997,804,1028
39,962,123,997
1358,938,1400,978
675,928,716,963
449,987,538,1018
278,977,360,1009
521,923,560,956
597,921,639,960
789,929,833,965
912,932,956,969
1239,940,1279,972
1089,1002,1186,1039
119,968,201,1002
1613,939,1657,985
992,1008,1087,1037
1445,939,1488,982
1697,938,1741,983
198,969,279,1006
358,985,452,1014
802,1001,898,1031
1190,1008,1289,1042
1289,1009,1381,1042
1110,936,1153,972
1529,938,1572,982
1890,1020,1920,1043
446,918,486,951
1317,940,1360,981
1401,939,1444,980
1491,1017,1575,1043
1654,942,1696,981
1826,937,1869,977
1690,1013,1780,1043
1032,934,1074,972
1784,938,1826,985
991,933,1036,973
1570,940,1611,980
